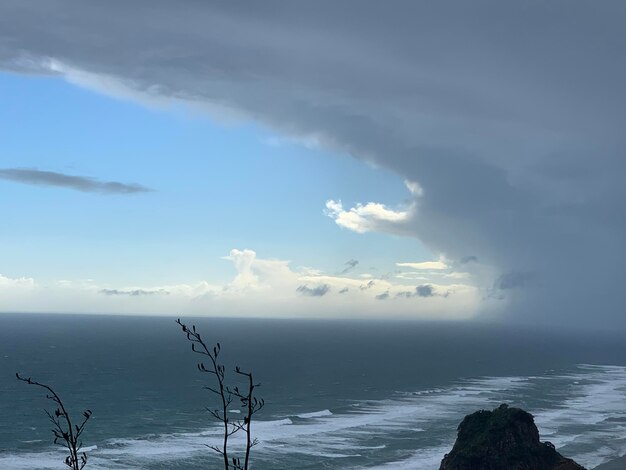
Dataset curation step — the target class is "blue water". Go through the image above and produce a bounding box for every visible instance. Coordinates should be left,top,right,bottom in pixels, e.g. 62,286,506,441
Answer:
0,314,625,469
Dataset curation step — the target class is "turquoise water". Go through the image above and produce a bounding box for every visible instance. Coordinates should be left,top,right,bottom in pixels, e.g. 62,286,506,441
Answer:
1,314,625,469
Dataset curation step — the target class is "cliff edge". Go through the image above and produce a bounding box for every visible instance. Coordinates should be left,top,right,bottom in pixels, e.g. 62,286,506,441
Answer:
440,404,585,470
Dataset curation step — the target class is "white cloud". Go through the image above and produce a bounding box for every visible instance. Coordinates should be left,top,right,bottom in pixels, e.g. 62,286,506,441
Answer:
396,260,448,270
445,271,471,280
325,200,415,235
404,180,424,197
0,273,35,289
223,249,261,291
394,272,429,281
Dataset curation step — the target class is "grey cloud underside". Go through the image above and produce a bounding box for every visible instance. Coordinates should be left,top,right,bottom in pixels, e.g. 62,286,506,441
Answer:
460,256,479,265
495,272,535,291
416,285,435,298
339,259,359,275
0,169,152,194
396,284,438,299
296,284,330,297
2,1,625,326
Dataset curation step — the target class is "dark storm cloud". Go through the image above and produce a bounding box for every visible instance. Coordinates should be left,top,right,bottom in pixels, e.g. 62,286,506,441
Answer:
296,284,330,297
460,256,479,265
494,272,535,291
339,259,359,275
100,289,168,296
0,168,152,194
2,1,625,326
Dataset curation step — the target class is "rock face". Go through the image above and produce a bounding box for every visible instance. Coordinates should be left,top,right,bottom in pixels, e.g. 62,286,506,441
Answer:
440,404,585,470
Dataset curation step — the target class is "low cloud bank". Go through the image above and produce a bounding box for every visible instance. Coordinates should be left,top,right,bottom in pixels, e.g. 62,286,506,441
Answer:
0,250,479,318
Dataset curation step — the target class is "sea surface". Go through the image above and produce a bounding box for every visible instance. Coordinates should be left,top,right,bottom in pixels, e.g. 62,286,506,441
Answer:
0,314,625,469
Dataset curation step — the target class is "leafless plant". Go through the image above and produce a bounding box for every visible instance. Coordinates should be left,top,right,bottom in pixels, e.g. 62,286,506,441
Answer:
176,318,264,470
16,373,92,470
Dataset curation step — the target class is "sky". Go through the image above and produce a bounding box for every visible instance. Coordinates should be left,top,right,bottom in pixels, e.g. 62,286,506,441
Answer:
0,1,624,327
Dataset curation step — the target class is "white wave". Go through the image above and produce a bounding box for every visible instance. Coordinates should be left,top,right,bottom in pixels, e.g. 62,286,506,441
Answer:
0,447,128,470
297,409,333,419
0,450,65,470
533,364,626,468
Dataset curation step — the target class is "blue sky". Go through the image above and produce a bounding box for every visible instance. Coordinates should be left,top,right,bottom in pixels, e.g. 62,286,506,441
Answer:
1,72,470,316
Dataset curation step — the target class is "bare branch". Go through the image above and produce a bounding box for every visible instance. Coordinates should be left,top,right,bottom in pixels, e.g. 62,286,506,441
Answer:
17,373,92,470
176,319,263,470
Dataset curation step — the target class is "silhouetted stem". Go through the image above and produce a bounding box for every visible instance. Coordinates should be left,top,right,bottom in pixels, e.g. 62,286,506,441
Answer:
16,373,91,470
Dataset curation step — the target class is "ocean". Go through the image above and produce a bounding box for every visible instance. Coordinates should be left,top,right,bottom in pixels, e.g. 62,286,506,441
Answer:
0,313,625,469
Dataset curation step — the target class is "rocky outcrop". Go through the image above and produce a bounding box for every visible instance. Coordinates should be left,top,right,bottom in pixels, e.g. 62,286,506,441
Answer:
440,404,585,470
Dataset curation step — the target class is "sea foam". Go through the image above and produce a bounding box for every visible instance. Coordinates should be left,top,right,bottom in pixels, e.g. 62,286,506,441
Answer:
3,365,625,469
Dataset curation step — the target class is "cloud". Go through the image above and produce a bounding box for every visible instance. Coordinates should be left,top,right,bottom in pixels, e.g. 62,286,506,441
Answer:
296,284,330,297
2,1,624,325
396,260,448,271
396,284,436,298
493,272,535,291
394,272,429,281
445,272,470,280
325,200,415,235
99,288,168,296
0,273,35,289
0,168,152,194
404,180,424,197
375,291,390,300
339,259,359,275
222,249,261,291
416,284,435,297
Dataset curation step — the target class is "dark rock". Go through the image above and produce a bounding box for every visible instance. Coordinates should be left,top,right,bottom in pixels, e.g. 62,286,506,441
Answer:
440,404,585,470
